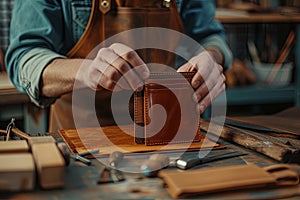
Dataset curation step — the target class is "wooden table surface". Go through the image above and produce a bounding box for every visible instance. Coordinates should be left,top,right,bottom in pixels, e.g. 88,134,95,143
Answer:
1,135,299,200
0,72,29,105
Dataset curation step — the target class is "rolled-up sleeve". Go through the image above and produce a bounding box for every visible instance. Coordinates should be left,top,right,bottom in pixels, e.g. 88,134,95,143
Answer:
5,0,67,107
18,48,66,107
179,0,233,69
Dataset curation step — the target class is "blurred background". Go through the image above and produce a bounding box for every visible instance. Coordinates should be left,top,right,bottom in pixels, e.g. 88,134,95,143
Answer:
210,0,300,118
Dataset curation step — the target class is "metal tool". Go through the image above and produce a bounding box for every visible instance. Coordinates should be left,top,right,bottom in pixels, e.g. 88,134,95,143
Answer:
6,118,33,140
97,166,125,184
71,153,92,165
70,149,100,165
140,154,172,177
5,118,15,141
176,151,247,170
109,151,124,167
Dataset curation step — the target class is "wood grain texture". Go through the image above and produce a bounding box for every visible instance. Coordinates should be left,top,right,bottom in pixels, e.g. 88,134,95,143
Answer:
59,125,222,157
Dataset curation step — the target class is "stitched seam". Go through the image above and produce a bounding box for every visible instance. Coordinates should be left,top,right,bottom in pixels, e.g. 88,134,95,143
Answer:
149,72,195,79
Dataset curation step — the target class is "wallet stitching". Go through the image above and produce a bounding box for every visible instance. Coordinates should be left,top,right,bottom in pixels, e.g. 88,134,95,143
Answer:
149,72,196,80
134,91,145,143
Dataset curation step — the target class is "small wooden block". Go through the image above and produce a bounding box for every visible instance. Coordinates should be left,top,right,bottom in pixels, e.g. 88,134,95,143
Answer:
27,136,56,147
0,140,29,153
0,153,35,191
31,142,65,189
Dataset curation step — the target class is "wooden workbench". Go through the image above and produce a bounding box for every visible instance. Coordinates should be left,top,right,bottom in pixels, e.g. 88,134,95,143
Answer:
1,132,299,200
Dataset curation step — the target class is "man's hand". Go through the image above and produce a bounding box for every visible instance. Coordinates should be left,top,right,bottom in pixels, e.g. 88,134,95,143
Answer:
84,43,150,92
177,51,226,114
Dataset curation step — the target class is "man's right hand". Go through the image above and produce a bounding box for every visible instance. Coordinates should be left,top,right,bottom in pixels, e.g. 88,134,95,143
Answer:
83,43,150,92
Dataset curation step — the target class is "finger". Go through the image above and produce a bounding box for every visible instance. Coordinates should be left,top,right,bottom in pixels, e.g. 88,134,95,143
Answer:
86,61,123,91
177,62,195,72
108,44,149,90
103,64,132,90
99,73,123,91
110,43,149,80
197,74,226,113
119,65,145,91
188,54,214,88
216,63,224,74
97,48,132,89
99,48,143,90
194,66,224,102
86,59,108,90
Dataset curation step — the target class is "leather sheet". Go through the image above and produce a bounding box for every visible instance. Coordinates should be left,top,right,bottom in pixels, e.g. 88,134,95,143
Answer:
58,125,221,157
225,107,300,137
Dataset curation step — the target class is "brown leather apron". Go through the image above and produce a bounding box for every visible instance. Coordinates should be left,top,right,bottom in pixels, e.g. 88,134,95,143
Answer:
49,0,184,132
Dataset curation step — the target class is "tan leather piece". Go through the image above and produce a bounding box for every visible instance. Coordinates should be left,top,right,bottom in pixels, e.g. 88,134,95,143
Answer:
159,164,300,198
134,72,201,146
58,125,222,157
49,0,184,131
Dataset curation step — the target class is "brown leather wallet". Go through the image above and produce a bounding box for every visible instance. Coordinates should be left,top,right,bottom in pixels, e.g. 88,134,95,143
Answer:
134,72,201,146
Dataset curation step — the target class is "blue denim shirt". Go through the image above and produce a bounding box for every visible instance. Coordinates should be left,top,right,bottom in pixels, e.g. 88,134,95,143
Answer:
6,0,232,107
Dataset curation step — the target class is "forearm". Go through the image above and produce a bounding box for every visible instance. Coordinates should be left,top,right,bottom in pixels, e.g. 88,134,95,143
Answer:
205,46,224,66
200,35,233,70
41,58,87,98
